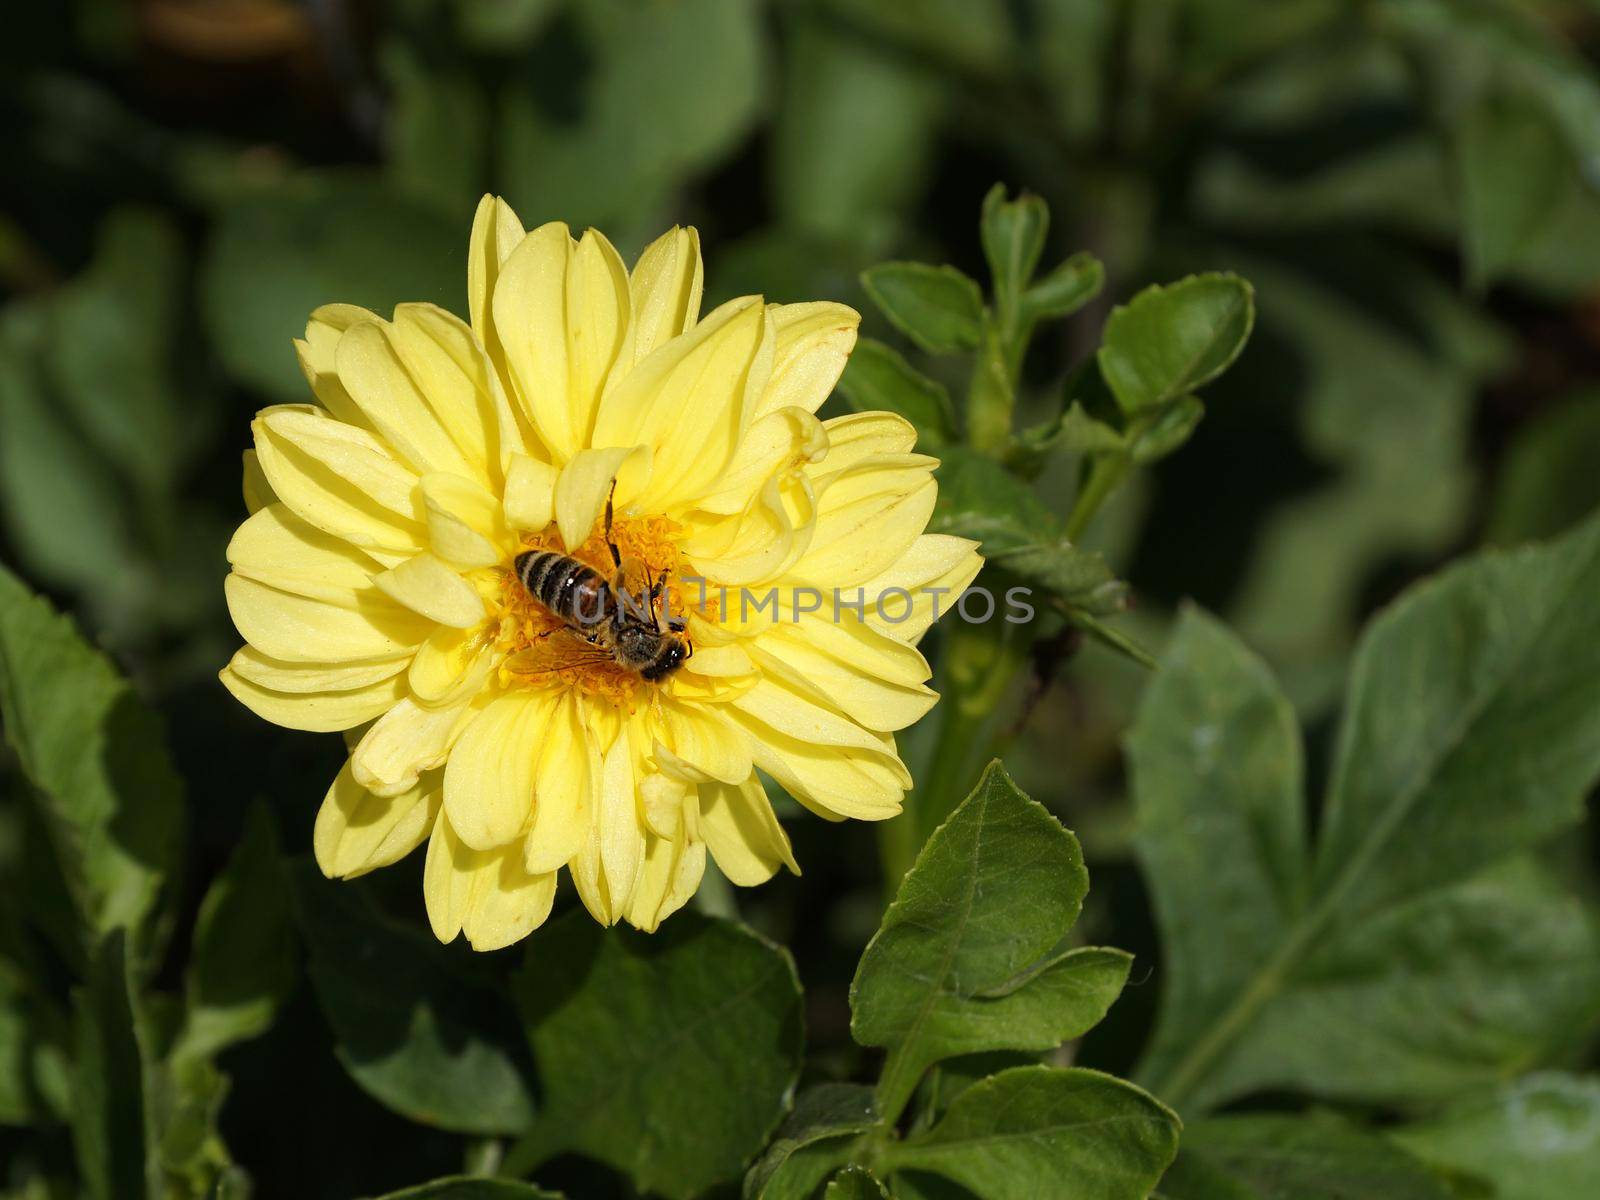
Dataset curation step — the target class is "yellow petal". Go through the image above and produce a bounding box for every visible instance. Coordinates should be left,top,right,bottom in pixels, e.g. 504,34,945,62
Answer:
351,695,475,796
468,194,525,340
443,692,553,851
553,445,648,551
503,452,558,533
652,699,752,784
493,222,577,461
409,625,499,706
597,727,644,909
566,228,631,447
524,693,599,874
227,644,409,692
786,458,938,587
253,405,425,553
420,471,508,568
375,553,486,628
227,503,380,604
315,760,440,879
748,618,936,732
756,302,860,420
294,303,378,429
392,303,518,484
624,819,705,934
220,659,406,732
699,775,798,885
681,468,817,586
813,412,919,478
335,319,477,478
690,406,826,516
242,449,276,514
619,225,703,371
425,805,559,950
224,574,430,663
592,296,770,510
855,534,985,643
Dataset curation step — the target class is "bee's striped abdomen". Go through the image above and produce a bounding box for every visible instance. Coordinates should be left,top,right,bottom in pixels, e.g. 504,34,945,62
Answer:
515,550,611,627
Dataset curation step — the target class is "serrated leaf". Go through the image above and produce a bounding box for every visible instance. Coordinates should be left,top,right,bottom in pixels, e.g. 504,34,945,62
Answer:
883,1066,1178,1200
1133,525,1600,1111
824,1166,888,1200
1162,1114,1454,1200
837,338,955,445
1098,273,1254,415
0,565,183,970
1020,252,1103,321
1454,88,1568,289
861,263,985,355
931,448,1128,613
744,1084,878,1200
372,1180,563,1200
291,864,537,1135
512,911,803,1200
1392,1073,1600,1200
175,803,296,1065
852,764,1118,1120
980,185,1048,310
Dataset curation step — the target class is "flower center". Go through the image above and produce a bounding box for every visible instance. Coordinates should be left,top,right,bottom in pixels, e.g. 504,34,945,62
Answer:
488,512,702,709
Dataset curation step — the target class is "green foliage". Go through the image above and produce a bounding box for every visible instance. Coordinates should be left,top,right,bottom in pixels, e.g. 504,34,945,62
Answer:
1132,510,1600,1112
1392,1072,1600,1199
507,912,803,1199
750,764,1174,1200
1161,1114,1456,1200
1098,274,1255,417
860,264,986,356
294,865,538,1136
0,564,183,971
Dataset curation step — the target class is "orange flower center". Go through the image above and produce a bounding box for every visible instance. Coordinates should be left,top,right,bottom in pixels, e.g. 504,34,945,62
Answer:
489,513,710,709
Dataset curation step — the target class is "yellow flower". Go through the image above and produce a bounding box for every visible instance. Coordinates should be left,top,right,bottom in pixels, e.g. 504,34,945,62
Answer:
220,195,983,950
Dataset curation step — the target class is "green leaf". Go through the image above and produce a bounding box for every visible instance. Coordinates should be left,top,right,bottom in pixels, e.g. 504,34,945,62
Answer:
861,263,985,355
1019,252,1104,321
202,175,462,403
1131,396,1205,464
1133,541,1600,1111
454,0,563,53
772,15,937,240
371,1180,563,1200
1455,88,1568,289
291,864,537,1135
824,1166,888,1200
932,448,1128,614
1393,1073,1600,1200
1162,1113,1454,1200
45,209,189,496
498,0,761,230
511,911,803,1200
175,803,296,1064
383,41,491,214
0,565,183,968
1098,273,1254,415
852,763,1124,1121
743,1083,878,1200
71,932,154,1200
837,338,955,445
883,1066,1178,1199
1486,387,1600,545
0,306,134,597
979,185,1048,312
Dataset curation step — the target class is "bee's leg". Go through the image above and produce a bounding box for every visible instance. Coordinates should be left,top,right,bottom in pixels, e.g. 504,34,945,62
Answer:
604,481,621,569
648,568,667,623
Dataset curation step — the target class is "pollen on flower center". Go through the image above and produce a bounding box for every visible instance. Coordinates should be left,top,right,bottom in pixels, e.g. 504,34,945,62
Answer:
489,512,703,709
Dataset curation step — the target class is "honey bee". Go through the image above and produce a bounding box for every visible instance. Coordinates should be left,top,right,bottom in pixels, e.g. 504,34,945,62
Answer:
513,491,690,682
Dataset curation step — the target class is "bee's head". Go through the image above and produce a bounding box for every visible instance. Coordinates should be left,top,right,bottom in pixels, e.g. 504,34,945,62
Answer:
642,636,689,682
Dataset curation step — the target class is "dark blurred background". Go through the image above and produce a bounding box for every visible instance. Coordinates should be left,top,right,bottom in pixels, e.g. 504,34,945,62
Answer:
6,1,1600,1195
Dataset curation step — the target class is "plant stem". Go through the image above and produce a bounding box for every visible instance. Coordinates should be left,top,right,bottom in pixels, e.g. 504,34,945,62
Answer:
1064,453,1129,542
